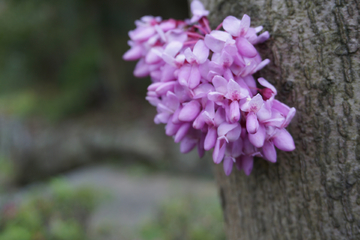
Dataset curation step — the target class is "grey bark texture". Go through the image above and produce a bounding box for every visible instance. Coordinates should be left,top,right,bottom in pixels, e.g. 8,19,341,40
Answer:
198,0,360,239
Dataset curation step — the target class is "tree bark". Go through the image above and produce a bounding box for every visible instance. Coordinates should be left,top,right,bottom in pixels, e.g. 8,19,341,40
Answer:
199,0,360,239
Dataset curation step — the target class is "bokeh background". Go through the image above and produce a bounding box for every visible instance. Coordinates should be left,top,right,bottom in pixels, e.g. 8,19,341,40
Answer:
0,0,225,239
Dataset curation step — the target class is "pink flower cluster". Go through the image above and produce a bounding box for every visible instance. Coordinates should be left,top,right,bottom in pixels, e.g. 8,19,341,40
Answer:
123,1,296,176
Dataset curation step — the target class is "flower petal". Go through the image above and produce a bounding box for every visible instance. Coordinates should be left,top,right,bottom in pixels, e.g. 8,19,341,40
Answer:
123,45,143,61
174,123,191,143
258,77,277,95
180,137,197,153
165,121,181,136
184,47,197,64
155,81,176,96
179,100,201,122
188,64,201,89
262,140,277,163
223,156,234,176
229,100,240,123
213,138,226,164
204,127,217,150
193,40,209,64
164,41,183,57
192,83,214,99
273,129,295,151
282,107,296,128
223,16,241,36
226,124,241,142
249,93,264,113
193,111,206,129
236,37,257,58
241,155,254,175
246,111,259,134
239,14,251,36
248,123,265,148
231,138,243,158
217,122,239,139
212,75,228,93
134,59,150,77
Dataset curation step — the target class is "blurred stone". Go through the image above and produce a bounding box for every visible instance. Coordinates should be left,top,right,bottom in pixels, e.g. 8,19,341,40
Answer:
1,113,212,184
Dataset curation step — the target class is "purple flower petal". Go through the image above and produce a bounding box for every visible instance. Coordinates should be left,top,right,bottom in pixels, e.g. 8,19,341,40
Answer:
262,140,277,163
208,92,225,103
174,123,191,143
235,156,242,171
193,110,206,129
223,156,234,176
212,75,228,94
236,37,257,58
231,138,243,158
257,100,272,122
253,59,270,72
180,137,197,153
172,107,182,124
184,47,197,64
246,112,259,134
165,121,181,136
155,81,177,95
164,41,183,57
258,77,277,95
204,31,234,53
226,79,247,101
248,123,265,148
254,31,270,44
249,94,264,112
123,45,143,61
193,40,209,64
155,112,171,124
204,127,217,150
229,101,240,123
223,16,241,36
213,138,226,164
239,14,251,36
214,107,226,126
282,107,296,128
272,99,290,116
145,47,162,64
129,26,155,41
178,65,191,87
164,91,180,111
188,64,201,89
226,124,241,142
161,64,177,82
192,83,214,99
159,19,176,31
217,122,238,140
241,75,256,95
179,100,201,122
134,59,150,77
190,0,209,23
262,117,285,128
273,129,295,151
241,155,254,175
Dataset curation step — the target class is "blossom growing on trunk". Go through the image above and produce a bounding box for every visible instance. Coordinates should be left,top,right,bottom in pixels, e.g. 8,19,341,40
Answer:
123,0,296,176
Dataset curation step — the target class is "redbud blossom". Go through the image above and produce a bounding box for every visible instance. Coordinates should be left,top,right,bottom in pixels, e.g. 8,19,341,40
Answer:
123,0,296,176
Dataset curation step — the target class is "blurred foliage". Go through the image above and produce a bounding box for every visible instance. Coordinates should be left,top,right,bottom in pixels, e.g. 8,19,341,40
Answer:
0,155,15,189
0,0,188,120
0,178,97,240
139,194,226,240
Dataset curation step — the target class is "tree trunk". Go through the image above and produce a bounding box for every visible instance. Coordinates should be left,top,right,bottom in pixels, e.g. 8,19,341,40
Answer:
199,0,360,239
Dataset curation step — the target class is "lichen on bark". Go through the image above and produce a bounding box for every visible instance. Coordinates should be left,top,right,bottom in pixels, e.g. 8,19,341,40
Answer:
197,0,360,239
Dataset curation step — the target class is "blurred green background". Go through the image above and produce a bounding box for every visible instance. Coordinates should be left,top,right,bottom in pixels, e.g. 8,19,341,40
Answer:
0,0,226,239
0,0,189,120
